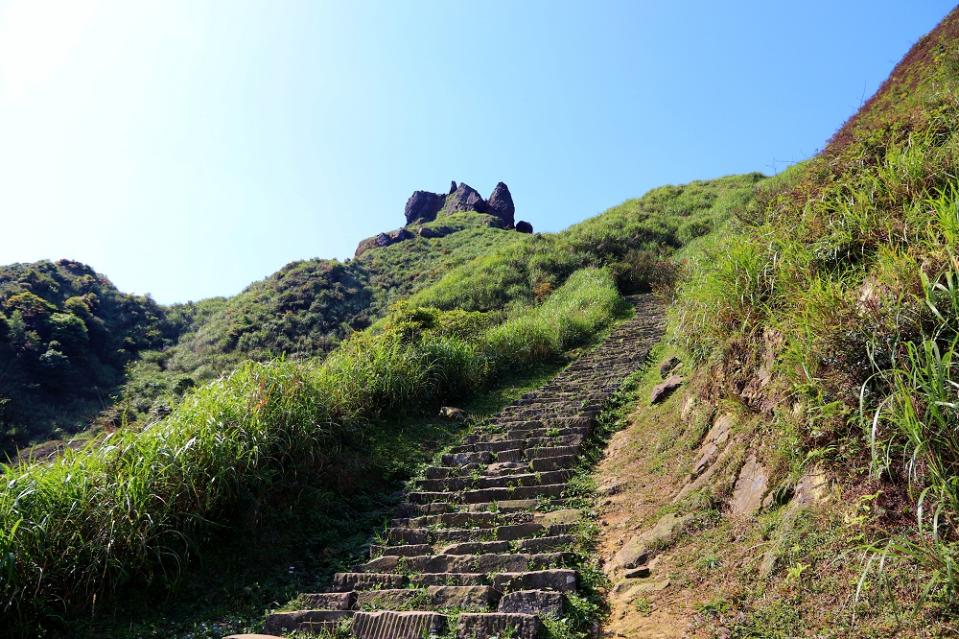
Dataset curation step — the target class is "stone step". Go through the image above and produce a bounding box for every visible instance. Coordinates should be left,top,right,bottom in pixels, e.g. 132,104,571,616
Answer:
369,543,431,558
415,469,572,492
441,450,494,466
358,551,572,574
491,569,578,592
333,572,406,592
390,511,530,529
530,454,579,472
498,589,565,616
263,609,352,635
408,482,566,505
525,445,580,459
352,610,447,639
354,585,495,611
457,612,541,639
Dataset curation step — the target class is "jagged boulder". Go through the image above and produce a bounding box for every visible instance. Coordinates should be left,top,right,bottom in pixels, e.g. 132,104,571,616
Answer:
515,220,533,233
486,182,515,227
404,191,446,225
445,182,486,214
355,228,414,257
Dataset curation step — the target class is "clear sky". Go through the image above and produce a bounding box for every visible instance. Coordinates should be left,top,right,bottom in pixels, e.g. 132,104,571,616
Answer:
1,1,954,304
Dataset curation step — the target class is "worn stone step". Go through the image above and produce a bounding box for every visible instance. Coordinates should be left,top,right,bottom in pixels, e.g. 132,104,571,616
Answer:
457,612,541,639
449,439,527,454
530,454,579,472
409,482,567,505
352,610,447,639
498,589,565,616
370,543,432,558
391,511,523,529
415,469,572,492
333,573,406,592
354,585,496,611
525,445,580,460
425,464,482,479
263,609,352,635
491,569,578,592
440,540,511,555
409,572,486,586
300,591,355,610
385,527,430,545
359,551,571,574
441,450,494,466
514,534,577,554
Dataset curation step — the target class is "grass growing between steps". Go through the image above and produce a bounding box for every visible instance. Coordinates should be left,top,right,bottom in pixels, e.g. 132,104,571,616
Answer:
68,363,565,639
541,368,654,639
0,268,626,636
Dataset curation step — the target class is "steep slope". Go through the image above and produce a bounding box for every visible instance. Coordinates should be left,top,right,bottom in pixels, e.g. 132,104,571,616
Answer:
0,173,764,636
591,8,959,637
262,296,664,639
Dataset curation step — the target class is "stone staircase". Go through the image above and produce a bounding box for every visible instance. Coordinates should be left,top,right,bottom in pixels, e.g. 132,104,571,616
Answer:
261,295,664,639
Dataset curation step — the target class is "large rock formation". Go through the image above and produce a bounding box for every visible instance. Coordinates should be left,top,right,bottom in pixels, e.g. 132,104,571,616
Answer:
445,183,486,214
358,181,527,256
404,191,446,225
486,182,515,228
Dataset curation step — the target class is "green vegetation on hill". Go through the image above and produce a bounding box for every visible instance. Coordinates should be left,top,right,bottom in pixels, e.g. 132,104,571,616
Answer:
0,260,181,453
0,267,624,630
117,214,532,429
0,169,766,633
412,173,763,311
671,6,959,612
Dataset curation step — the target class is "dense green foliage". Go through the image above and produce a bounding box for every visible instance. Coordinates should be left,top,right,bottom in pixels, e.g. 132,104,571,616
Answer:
672,7,959,597
0,260,182,452
0,267,623,629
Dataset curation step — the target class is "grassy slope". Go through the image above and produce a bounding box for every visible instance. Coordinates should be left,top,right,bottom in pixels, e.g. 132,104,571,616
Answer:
616,8,959,636
0,172,764,636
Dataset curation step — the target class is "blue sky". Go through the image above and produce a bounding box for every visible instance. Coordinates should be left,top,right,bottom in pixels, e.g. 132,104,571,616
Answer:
0,1,954,303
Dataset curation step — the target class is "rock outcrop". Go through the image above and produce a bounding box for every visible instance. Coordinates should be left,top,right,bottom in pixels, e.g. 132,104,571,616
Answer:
486,182,515,228
405,191,447,225
358,181,529,257
446,183,487,215
355,228,414,257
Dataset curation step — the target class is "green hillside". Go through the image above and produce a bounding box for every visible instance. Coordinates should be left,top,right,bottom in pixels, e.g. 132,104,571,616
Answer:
609,7,959,634
0,171,762,634
0,260,182,453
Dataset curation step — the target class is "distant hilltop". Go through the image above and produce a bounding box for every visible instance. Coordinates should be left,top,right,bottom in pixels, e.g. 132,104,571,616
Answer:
355,181,533,257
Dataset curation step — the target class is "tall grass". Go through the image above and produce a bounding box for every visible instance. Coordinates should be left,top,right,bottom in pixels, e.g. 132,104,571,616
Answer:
0,267,623,628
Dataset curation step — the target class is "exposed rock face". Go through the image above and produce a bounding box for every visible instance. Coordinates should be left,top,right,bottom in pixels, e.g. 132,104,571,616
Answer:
486,182,516,227
650,374,683,404
404,191,446,225
354,228,414,257
445,182,486,214
515,220,533,233
729,454,770,516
